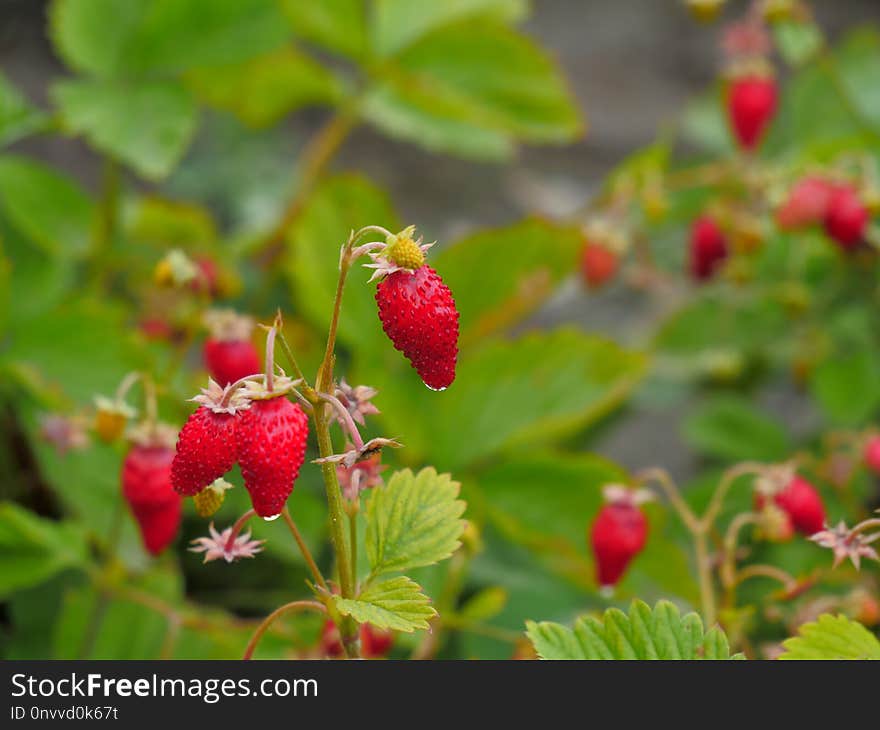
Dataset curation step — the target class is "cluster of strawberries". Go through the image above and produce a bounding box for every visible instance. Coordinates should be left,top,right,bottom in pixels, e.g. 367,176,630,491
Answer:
117,226,459,563
589,437,880,590
578,12,875,292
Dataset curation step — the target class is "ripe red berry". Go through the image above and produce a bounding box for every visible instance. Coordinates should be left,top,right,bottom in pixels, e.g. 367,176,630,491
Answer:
863,435,880,475
203,339,261,387
122,443,181,555
359,624,394,658
823,185,869,251
580,243,618,288
320,620,394,659
590,495,648,589
171,407,238,496
776,176,834,231
727,74,778,151
376,265,459,391
755,475,826,535
236,396,308,518
689,215,728,281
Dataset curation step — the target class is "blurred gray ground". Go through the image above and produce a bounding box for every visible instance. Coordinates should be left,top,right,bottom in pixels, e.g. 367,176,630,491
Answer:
3,0,880,479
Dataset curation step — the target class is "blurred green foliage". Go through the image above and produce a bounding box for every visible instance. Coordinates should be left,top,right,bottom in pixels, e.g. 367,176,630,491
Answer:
1,1,879,660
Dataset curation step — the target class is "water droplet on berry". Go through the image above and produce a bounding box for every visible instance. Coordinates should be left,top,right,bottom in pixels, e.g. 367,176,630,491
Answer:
599,585,615,599
263,513,281,522
424,383,447,392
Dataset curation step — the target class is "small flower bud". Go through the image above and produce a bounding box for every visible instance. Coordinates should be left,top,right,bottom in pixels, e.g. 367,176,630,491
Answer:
93,396,137,443
154,249,198,288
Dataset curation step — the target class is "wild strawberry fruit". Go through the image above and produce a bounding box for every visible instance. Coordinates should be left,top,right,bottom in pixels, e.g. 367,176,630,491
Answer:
755,474,826,535
589,485,650,589
203,309,261,386
370,227,459,391
171,380,250,497
776,176,835,231
580,243,618,289
236,387,308,518
122,424,181,556
823,184,869,251
320,620,394,659
863,435,880,475
727,74,778,151
756,501,795,543
689,215,728,281
359,624,394,658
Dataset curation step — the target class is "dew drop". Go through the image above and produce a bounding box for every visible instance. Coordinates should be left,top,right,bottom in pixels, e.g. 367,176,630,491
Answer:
424,383,447,392
599,585,615,599
263,513,281,522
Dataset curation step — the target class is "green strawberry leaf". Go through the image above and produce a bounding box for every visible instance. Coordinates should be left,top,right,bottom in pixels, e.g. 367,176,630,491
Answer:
0,155,94,257
0,503,89,599
52,79,198,180
779,614,880,660
334,575,436,632
365,467,466,577
526,600,742,660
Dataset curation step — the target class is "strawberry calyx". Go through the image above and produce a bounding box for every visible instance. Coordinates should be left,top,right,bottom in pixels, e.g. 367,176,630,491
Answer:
190,377,255,414
602,483,653,507
240,373,303,401
203,308,256,342
364,225,435,282
127,420,178,450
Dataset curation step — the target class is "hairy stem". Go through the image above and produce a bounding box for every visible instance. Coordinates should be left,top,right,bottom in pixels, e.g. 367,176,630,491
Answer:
636,467,699,532
313,404,359,658
281,508,328,592
733,564,797,590
258,110,357,264
224,509,256,554
701,462,764,529
242,601,326,660
319,392,364,451
694,529,717,627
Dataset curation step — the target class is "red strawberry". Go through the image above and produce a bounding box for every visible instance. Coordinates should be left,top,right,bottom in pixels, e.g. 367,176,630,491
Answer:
689,215,728,281
122,440,181,555
360,624,394,658
863,435,880,475
204,339,261,386
376,265,459,391
321,620,394,659
236,396,308,518
590,490,648,588
727,74,778,151
776,176,835,231
580,243,618,288
203,309,261,386
755,475,825,535
171,407,238,496
823,185,869,251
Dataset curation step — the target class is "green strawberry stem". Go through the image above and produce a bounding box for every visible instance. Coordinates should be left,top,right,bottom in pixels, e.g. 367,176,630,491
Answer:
242,600,326,660
309,225,399,658
281,509,328,593
313,404,359,657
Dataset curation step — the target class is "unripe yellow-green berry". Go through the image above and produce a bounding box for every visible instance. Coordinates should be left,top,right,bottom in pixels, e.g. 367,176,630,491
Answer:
384,226,425,270
193,478,233,518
